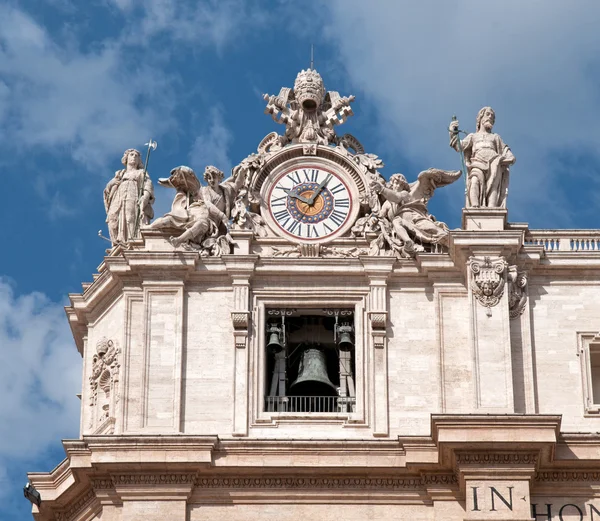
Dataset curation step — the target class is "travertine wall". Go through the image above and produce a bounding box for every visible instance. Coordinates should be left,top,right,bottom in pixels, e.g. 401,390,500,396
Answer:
79,263,600,440
388,285,443,435
529,280,600,430
82,277,600,438
188,503,434,521
183,286,234,434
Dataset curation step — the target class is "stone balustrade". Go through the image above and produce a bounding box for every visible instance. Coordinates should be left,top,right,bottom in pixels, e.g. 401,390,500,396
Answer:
525,230,600,252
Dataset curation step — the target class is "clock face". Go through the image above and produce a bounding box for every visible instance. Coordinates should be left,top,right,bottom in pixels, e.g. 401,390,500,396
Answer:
267,166,352,241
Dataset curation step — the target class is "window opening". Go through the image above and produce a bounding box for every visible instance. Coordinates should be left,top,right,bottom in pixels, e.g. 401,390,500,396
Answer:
265,309,355,413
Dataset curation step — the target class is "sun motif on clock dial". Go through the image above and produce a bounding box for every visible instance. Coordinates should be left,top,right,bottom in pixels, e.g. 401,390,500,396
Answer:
268,166,352,241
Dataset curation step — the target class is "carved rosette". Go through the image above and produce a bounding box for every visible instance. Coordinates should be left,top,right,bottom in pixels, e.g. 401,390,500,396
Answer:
508,265,528,319
89,337,121,432
468,256,508,308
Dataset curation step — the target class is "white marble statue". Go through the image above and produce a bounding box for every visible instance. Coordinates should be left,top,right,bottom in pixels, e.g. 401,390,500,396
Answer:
449,107,515,208
368,169,461,257
151,165,244,254
103,149,154,245
262,68,356,148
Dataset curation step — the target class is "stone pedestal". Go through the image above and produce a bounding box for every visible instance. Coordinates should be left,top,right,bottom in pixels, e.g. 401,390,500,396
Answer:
462,208,508,231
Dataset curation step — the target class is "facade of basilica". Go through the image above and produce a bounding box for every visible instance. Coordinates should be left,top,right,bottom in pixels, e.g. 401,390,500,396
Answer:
26,68,600,521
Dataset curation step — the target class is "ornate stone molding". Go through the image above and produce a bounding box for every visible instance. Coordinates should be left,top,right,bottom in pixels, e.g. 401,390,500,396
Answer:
421,473,458,486
231,311,250,329
468,256,507,308
89,337,121,432
195,475,423,490
535,471,600,482
112,473,197,486
456,451,538,466
55,489,96,521
368,311,387,330
91,477,114,490
508,265,528,319
271,244,366,258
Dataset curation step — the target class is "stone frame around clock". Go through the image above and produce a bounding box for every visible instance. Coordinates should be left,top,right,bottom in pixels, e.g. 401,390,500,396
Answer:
256,145,366,245
248,291,370,430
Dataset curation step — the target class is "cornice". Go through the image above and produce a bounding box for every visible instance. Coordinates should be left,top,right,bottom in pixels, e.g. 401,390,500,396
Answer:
54,489,97,521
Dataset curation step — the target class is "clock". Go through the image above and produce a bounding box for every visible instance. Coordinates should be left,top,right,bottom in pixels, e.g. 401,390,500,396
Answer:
266,165,354,242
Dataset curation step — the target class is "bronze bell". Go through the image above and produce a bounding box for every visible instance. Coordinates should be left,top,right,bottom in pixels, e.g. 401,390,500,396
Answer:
290,348,337,397
266,324,283,352
337,323,354,351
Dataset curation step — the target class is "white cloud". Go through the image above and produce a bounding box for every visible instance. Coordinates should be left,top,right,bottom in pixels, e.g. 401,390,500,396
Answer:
320,1,600,226
0,5,175,168
189,106,233,175
0,279,81,483
111,0,269,52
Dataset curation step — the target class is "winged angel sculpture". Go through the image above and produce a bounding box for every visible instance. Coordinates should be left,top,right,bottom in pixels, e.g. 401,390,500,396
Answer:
353,166,461,258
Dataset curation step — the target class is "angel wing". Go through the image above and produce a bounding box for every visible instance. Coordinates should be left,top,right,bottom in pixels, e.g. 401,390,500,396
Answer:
409,168,462,202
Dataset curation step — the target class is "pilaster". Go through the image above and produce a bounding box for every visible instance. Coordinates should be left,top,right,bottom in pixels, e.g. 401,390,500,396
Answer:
141,280,185,432
223,255,259,437
449,214,524,413
360,256,395,437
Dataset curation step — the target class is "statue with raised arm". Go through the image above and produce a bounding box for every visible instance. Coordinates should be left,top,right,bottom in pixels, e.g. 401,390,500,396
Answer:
449,107,515,208
150,165,244,254
369,169,461,256
103,148,154,246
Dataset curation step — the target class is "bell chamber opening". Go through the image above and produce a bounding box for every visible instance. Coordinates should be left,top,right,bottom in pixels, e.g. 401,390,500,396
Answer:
264,308,355,413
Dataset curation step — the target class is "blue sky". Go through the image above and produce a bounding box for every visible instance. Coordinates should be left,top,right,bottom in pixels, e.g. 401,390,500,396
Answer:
2,0,600,517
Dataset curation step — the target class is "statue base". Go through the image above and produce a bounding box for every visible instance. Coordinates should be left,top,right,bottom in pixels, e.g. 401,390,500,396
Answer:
462,208,507,231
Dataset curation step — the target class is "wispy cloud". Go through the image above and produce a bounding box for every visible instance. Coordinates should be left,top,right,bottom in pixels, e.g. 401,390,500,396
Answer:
0,5,175,168
0,0,268,172
318,1,600,227
0,279,81,491
110,0,270,52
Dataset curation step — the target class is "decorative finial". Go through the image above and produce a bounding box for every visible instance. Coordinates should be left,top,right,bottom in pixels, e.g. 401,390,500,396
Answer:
310,43,314,70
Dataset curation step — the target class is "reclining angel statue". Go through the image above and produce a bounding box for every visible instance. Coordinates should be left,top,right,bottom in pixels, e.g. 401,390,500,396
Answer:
149,165,244,255
368,168,461,256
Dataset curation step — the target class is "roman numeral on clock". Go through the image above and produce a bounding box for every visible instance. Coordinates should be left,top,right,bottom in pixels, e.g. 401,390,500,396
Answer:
330,183,345,195
329,209,347,226
271,195,287,207
287,220,302,236
306,225,319,238
289,170,302,184
276,182,292,192
273,209,291,227
335,198,350,208
303,169,319,182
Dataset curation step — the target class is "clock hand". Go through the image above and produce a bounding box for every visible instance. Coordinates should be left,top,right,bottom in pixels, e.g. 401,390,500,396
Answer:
308,174,332,205
281,188,311,204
